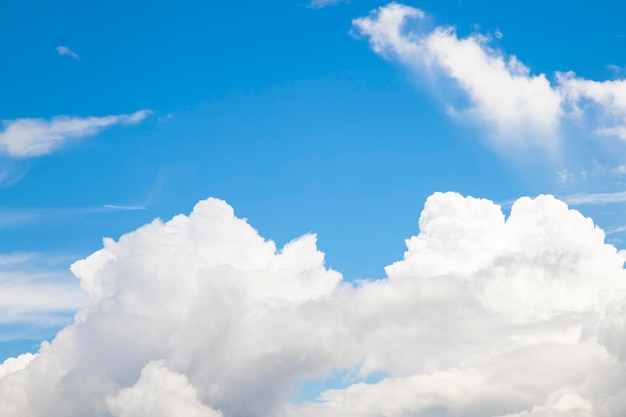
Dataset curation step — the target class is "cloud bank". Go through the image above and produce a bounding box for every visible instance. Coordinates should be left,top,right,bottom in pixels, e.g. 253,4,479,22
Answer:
2,192,626,416
0,110,151,157
352,3,626,153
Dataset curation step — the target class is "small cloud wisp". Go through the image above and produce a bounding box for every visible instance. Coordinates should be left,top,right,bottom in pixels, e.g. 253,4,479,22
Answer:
55,46,80,60
0,110,151,158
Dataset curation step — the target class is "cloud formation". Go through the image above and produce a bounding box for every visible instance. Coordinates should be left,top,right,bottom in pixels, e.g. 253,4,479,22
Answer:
352,3,626,153
0,110,151,157
2,192,626,416
56,46,80,60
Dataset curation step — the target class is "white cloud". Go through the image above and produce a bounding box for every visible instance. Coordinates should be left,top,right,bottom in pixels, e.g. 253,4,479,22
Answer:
107,361,222,417
0,353,37,379
3,193,626,416
103,205,147,211
0,205,150,228
352,3,626,153
558,73,626,139
308,0,344,8
56,46,80,60
0,253,86,339
561,190,626,205
607,225,626,235
556,168,575,185
352,4,562,152
0,110,151,157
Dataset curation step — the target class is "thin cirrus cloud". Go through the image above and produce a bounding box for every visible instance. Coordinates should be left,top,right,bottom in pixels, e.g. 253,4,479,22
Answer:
0,205,149,229
352,3,626,153
2,192,626,416
103,204,147,211
0,252,86,341
55,45,80,60
499,190,626,209
308,0,344,8
0,110,151,158
561,190,626,205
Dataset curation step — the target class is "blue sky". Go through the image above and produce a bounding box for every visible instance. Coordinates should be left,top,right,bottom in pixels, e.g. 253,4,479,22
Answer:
4,1,626,413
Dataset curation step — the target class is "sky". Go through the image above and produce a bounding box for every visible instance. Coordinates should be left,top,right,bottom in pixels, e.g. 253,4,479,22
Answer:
3,0,626,416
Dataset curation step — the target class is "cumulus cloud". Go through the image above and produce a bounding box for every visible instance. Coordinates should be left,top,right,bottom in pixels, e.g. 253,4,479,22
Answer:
56,46,80,60
107,361,222,417
0,110,151,157
3,193,626,416
352,3,626,153
0,353,37,379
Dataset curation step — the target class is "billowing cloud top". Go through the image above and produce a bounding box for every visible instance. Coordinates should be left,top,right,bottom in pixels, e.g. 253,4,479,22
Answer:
3,192,626,416
0,110,151,157
352,3,626,153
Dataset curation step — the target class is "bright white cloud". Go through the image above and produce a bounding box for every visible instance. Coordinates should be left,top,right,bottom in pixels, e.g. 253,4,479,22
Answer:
3,193,626,416
0,110,151,157
352,3,626,153
56,46,79,60
0,353,37,379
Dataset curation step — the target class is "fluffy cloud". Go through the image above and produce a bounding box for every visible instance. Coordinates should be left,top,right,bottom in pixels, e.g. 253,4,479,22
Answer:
0,353,37,379
352,3,626,152
3,193,626,416
107,361,222,417
0,110,151,157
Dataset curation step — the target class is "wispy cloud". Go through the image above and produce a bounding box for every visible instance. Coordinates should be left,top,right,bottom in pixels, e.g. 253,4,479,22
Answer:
0,110,151,157
497,190,626,208
0,252,86,339
309,0,345,8
0,166,28,187
561,190,626,205
0,204,150,228
157,113,174,123
55,45,80,60
352,4,626,154
103,204,147,211
607,225,626,235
